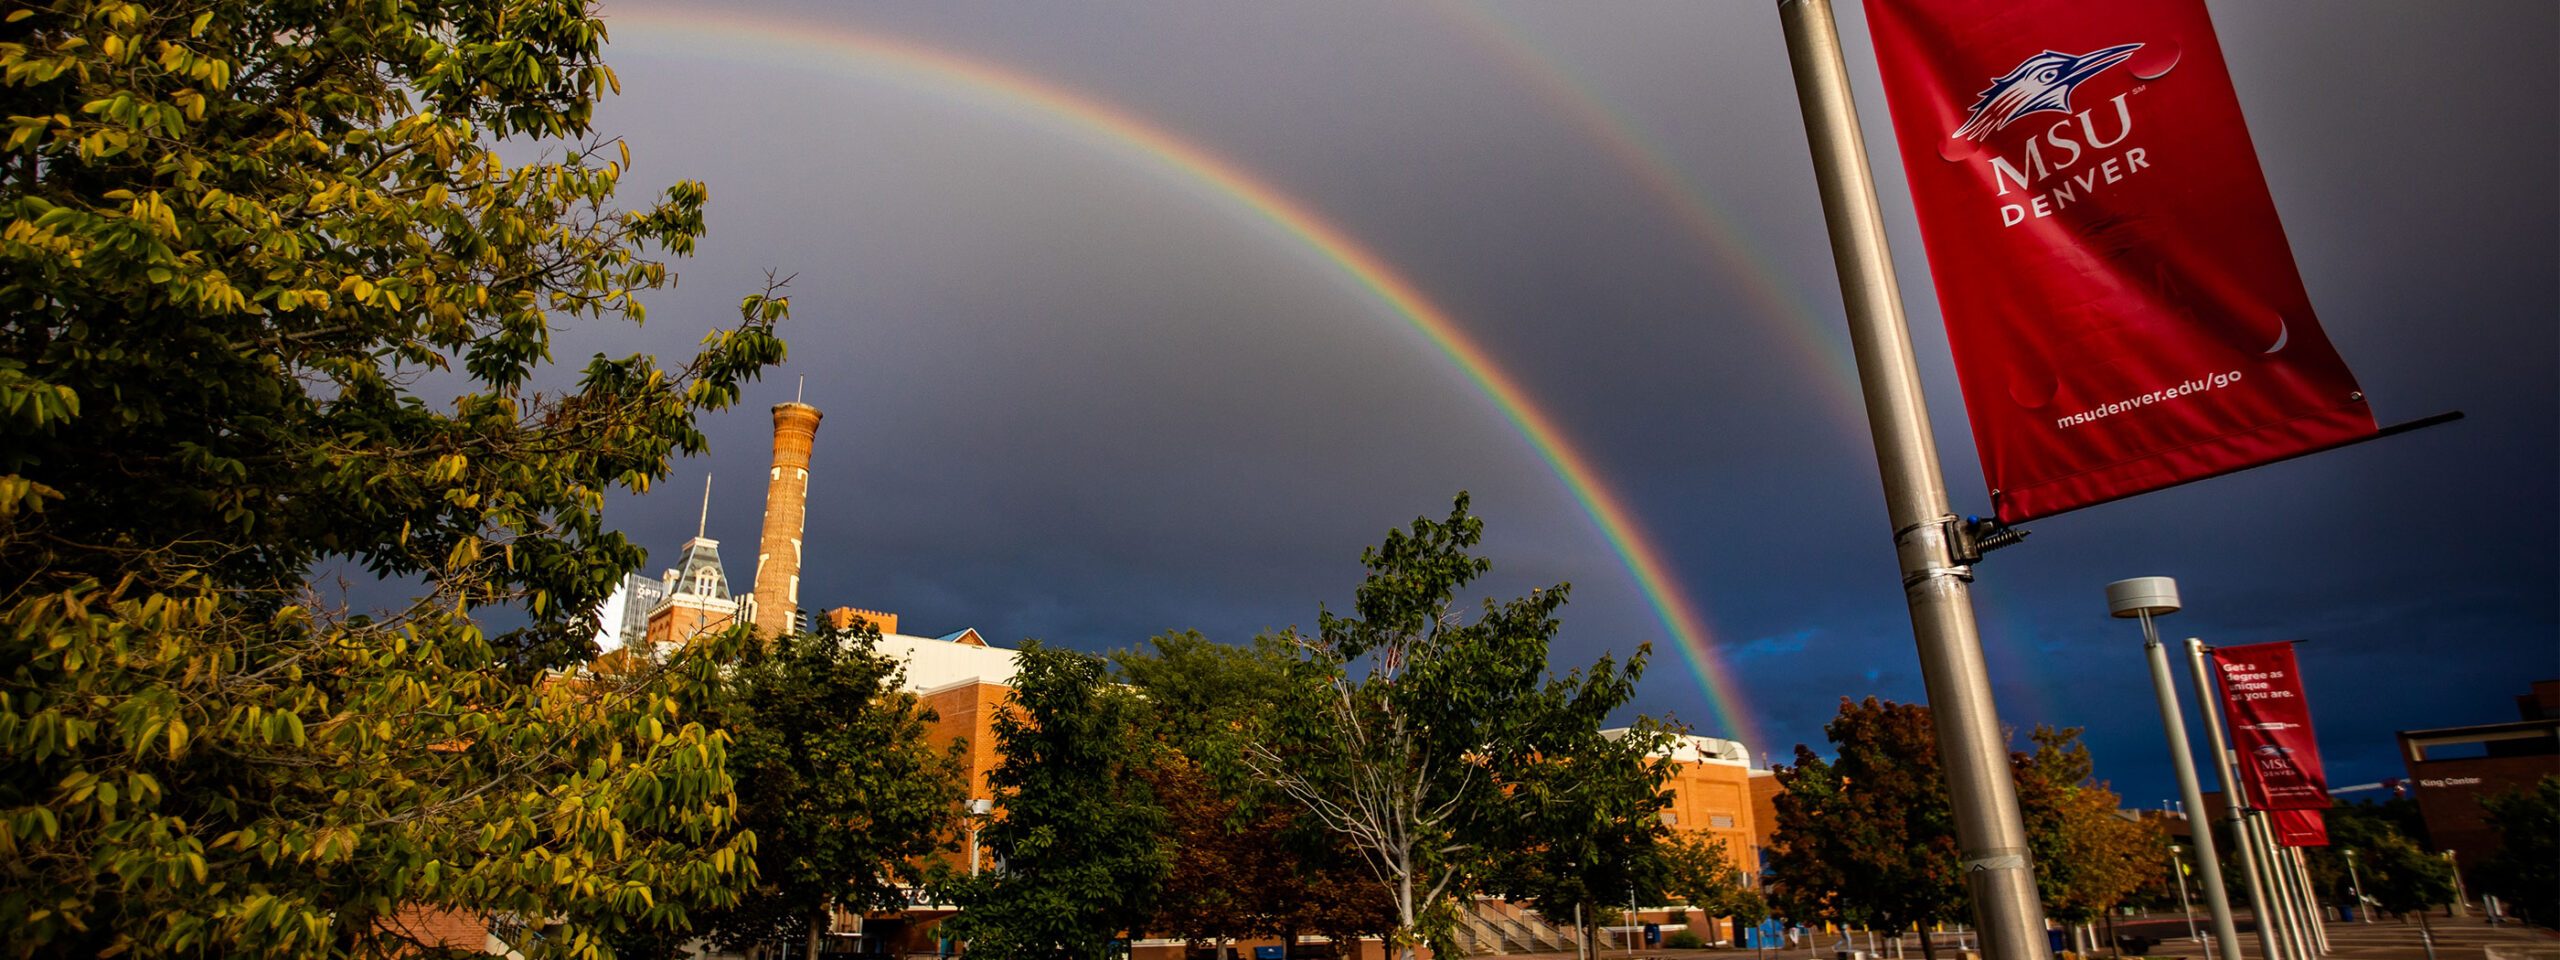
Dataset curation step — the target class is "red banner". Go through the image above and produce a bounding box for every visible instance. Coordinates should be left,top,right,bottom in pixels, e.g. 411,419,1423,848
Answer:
2272,808,2329,847
1862,0,2375,522
2211,641,2331,810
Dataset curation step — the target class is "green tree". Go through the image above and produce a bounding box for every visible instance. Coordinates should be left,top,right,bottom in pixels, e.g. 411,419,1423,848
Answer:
2362,831,2457,952
2302,798,2423,917
945,641,1170,960
2475,776,2558,928
1765,698,1965,960
1114,630,1301,788
0,0,785,955
1245,494,1659,960
1656,833,1765,944
696,624,968,960
1481,713,1675,960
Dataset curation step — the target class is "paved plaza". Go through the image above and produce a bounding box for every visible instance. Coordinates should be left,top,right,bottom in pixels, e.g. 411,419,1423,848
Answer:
1479,915,2557,960
2131,916,2559,960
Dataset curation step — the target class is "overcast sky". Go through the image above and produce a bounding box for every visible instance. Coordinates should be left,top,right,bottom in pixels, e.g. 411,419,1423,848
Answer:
566,0,2556,804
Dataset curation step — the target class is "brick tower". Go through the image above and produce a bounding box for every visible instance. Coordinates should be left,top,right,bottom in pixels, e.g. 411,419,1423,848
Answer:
751,401,822,637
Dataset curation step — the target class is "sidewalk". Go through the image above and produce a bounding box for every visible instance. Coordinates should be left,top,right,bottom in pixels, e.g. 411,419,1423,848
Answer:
1470,917,2557,960
2139,917,2558,960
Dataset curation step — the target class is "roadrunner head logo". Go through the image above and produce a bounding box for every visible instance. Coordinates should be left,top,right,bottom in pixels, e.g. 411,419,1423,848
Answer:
1954,43,2145,141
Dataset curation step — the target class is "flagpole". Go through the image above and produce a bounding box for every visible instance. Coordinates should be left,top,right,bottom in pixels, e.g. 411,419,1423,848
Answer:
1775,4,2052,960
2255,812,2316,959
2293,847,2332,953
2187,639,2290,960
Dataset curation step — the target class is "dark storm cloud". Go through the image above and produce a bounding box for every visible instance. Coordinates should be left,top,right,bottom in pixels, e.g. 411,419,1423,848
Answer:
579,0,2555,798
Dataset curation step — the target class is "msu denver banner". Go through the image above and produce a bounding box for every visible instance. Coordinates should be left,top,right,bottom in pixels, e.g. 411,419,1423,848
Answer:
1863,0,2375,522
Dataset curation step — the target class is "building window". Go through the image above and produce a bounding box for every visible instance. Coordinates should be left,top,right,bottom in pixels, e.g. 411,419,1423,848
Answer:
1710,815,1736,829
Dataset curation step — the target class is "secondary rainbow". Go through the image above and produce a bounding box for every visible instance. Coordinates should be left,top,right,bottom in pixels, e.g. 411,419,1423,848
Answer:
611,9,1764,748
1434,1,1870,431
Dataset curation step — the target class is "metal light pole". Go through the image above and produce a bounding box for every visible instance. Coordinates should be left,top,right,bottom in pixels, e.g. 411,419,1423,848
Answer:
2185,639,2289,960
967,797,993,877
2344,850,2369,923
1775,4,2051,958
2170,845,2200,943
2112,578,2244,960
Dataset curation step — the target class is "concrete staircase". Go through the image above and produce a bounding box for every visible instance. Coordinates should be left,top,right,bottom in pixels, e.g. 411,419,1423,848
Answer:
1454,903,1509,956
1463,898,1580,955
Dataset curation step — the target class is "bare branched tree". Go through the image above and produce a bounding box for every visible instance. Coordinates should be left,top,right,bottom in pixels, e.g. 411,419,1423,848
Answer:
1246,495,1659,960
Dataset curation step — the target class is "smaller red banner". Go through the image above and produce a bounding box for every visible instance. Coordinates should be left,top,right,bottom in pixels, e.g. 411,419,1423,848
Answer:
2213,642,2331,810
2272,808,2329,847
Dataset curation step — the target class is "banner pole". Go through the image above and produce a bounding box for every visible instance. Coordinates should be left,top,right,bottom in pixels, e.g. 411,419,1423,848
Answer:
2186,639,2289,960
2251,812,2307,958
1775,4,2051,960
2258,813,2317,958
2294,847,2332,953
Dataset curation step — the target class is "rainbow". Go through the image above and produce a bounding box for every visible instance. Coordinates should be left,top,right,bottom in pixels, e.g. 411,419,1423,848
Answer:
1429,4,1867,736
1433,1,1868,430
608,8,1764,748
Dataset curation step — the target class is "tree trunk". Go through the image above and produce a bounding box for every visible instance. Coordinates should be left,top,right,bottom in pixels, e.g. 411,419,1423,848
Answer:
1398,862,1418,960
808,908,826,960
1916,923,1936,960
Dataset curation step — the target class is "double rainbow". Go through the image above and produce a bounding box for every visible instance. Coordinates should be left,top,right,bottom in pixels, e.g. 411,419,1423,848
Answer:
612,9,1764,749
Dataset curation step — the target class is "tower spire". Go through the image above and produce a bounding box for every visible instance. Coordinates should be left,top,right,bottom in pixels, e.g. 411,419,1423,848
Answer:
697,472,712,540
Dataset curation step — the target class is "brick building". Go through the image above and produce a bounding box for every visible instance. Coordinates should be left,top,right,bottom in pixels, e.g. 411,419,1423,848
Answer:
2396,679,2560,889
1748,769,1784,869
1624,733,1768,945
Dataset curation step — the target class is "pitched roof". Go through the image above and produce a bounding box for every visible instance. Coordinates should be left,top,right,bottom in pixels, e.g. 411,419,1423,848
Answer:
667,536,731,600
